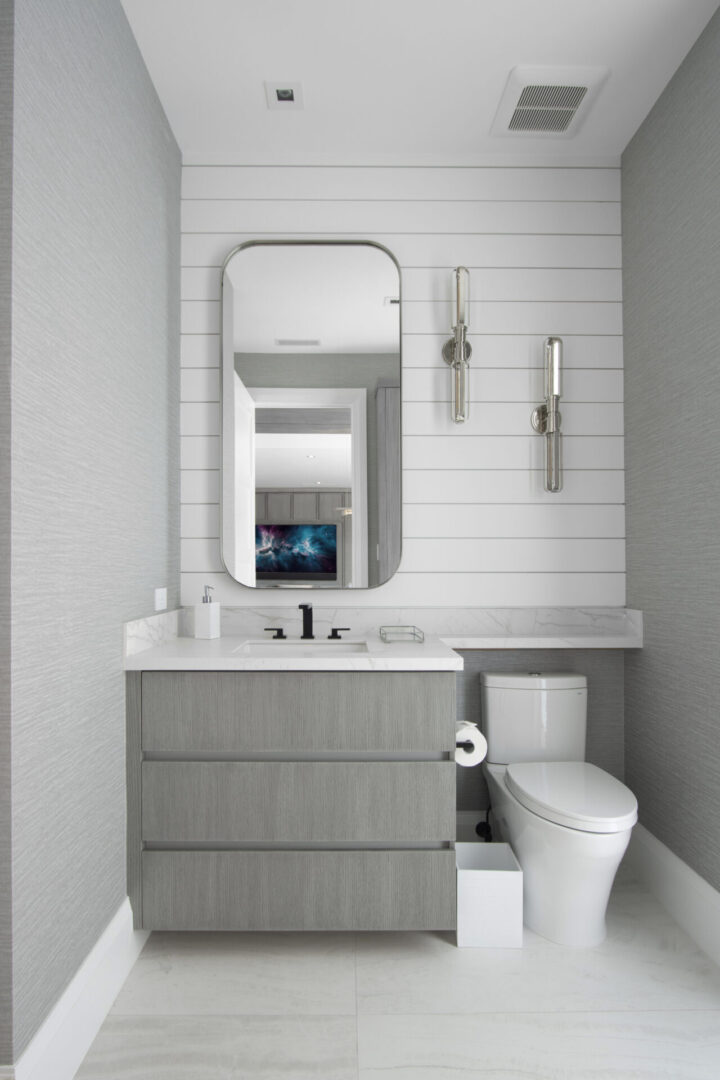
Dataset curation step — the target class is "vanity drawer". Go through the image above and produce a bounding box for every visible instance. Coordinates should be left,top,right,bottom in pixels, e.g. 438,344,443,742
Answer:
141,672,456,752
142,849,456,930
142,761,455,842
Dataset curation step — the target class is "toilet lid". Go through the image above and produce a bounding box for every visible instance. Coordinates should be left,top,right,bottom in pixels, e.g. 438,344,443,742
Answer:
506,761,638,834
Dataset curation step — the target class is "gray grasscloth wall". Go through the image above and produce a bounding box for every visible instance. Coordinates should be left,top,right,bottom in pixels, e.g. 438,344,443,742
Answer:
0,1,13,1066
8,0,180,1062
456,650,624,811
623,10,720,891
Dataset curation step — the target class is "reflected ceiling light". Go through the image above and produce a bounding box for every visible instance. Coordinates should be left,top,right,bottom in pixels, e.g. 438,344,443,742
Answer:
274,338,321,346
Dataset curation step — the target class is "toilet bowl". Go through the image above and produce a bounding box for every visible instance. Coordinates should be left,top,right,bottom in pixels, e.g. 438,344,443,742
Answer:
484,760,636,946
480,672,637,948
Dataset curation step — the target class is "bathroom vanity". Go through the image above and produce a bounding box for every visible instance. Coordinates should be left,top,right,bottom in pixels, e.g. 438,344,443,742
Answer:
126,636,461,931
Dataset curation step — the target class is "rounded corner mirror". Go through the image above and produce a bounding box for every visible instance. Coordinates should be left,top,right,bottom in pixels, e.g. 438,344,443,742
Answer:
221,241,401,590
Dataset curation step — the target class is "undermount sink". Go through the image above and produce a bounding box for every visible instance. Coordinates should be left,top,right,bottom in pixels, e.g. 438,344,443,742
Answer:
234,639,369,656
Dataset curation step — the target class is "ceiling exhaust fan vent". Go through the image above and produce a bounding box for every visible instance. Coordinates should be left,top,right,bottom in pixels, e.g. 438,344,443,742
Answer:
492,67,607,139
517,84,588,110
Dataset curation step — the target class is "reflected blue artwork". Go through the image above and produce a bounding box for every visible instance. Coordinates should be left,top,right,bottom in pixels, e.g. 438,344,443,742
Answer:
255,524,338,581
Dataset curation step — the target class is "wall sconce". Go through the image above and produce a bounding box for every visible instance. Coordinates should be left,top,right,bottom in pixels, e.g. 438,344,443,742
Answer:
531,336,563,492
442,267,472,423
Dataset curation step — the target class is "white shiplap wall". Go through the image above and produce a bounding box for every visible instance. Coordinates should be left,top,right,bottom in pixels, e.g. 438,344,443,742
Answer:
180,165,624,606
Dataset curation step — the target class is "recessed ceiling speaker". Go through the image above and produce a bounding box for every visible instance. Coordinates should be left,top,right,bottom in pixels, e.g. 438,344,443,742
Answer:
491,66,608,138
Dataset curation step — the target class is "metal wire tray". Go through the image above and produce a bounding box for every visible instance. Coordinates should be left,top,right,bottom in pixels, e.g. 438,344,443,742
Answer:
379,625,425,643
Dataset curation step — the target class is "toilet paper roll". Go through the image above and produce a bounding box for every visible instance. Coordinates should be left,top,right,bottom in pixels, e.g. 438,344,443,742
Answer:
455,722,488,767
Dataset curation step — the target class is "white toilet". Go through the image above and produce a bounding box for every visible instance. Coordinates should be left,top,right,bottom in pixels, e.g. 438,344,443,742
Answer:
480,672,637,947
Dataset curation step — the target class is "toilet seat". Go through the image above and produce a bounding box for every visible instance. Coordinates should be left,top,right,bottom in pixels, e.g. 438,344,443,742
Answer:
505,761,638,834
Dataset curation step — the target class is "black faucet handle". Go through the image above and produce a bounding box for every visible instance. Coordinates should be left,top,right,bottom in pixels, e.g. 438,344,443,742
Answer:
264,627,286,640
299,603,314,640
328,627,351,640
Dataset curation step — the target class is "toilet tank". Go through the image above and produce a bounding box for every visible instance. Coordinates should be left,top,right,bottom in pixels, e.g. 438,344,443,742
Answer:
480,672,587,765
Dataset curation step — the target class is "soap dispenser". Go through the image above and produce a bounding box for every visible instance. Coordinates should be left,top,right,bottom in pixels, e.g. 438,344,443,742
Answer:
194,584,220,639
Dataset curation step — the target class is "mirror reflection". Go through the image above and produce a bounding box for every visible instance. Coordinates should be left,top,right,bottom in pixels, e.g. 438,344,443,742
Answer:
221,242,402,589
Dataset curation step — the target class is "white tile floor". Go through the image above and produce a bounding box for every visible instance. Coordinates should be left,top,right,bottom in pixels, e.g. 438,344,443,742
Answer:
75,872,720,1079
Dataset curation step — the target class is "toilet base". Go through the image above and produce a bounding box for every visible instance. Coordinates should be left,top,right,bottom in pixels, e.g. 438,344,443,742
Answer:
485,764,633,947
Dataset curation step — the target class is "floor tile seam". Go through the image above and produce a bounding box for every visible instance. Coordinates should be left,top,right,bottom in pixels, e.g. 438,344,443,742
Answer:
355,1006,720,1017
107,1010,360,1020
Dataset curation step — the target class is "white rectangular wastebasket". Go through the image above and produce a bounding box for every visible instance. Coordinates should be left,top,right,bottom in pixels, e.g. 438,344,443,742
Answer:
456,842,523,948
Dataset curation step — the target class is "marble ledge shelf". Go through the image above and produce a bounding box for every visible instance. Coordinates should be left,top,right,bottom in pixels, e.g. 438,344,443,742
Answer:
124,607,643,659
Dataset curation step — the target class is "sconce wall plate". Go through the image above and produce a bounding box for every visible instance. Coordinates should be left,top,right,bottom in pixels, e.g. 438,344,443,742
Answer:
442,338,472,365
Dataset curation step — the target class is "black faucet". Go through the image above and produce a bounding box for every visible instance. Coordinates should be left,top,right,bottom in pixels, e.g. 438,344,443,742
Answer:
299,603,314,640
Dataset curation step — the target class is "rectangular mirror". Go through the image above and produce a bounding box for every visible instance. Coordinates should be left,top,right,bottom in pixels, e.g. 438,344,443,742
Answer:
221,241,402,589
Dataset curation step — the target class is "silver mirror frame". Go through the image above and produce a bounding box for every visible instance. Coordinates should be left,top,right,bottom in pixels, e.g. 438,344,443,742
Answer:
219,239,403,590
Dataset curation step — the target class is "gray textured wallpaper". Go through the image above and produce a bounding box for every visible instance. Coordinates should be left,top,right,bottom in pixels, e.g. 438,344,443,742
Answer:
9,0,180,1060
623,10,720,890
0,1,13,1066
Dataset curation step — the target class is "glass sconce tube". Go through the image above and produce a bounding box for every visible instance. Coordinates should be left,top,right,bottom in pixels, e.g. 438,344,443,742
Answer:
531,336,563,492
442,267,472,423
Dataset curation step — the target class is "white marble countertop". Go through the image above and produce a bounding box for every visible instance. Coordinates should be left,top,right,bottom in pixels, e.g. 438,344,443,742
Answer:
124,607,643,668
440,630,642,649
124,633,464,672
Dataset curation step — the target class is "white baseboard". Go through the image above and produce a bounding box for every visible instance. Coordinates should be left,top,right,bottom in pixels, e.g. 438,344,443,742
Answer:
6,899,148,1080
626,824,720,968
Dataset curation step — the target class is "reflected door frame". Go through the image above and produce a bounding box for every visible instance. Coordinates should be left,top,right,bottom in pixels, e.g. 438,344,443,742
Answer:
249,386,368,588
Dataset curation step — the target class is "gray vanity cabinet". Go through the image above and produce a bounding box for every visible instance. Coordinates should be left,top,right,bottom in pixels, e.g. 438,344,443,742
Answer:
127,671,457,931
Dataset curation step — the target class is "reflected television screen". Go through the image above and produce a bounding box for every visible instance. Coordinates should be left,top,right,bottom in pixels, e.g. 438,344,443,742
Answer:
255,523,338,581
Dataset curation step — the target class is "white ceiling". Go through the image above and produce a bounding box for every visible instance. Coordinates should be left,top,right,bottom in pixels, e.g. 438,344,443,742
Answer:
255,433,352,487
122,0,719,164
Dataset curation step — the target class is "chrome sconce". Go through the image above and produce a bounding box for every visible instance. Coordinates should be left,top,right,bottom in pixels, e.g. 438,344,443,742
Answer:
442,267,472,423
531,336,563,492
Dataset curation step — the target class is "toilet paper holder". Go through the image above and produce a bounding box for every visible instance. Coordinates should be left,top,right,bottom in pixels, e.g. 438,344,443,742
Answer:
455,721,487,766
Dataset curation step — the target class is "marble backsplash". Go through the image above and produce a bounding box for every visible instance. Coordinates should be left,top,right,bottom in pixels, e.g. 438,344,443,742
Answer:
123,608,181,657
218,605,643,648
123,606,643,657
